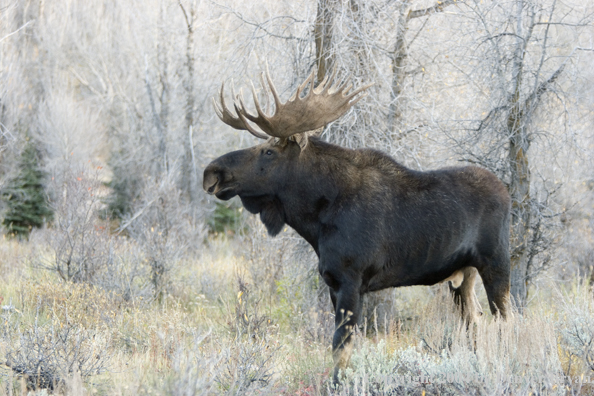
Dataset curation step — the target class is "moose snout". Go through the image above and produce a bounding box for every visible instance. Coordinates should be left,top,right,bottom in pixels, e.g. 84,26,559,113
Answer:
203,165,220,195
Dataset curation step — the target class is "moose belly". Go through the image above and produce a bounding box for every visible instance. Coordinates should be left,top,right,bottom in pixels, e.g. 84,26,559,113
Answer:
365,249,475,292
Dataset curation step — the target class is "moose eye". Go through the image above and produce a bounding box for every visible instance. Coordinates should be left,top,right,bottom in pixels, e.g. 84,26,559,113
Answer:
265,150,273,156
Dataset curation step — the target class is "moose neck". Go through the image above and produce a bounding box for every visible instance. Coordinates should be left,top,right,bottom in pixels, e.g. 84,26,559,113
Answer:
272,139,338,253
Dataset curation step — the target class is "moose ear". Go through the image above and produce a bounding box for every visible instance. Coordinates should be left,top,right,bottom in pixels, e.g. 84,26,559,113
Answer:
292,127,323,149
291,134,308,149
310,126,324,138
273,137,289,147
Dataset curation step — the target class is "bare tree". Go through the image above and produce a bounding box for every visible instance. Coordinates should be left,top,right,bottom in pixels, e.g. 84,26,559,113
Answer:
444,0,593,310
179,0,200,204
388,0,456,133
315,0,338,81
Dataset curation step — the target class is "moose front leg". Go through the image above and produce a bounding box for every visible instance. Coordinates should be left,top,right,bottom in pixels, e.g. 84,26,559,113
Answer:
331,284,362,384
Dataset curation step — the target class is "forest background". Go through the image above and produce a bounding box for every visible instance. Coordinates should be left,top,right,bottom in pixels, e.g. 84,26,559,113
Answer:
0,0,594,394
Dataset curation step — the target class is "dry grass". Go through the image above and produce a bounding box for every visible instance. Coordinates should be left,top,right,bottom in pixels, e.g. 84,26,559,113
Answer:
1,235,594,396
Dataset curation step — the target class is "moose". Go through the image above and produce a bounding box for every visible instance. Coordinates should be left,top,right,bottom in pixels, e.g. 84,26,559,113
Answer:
203,67,511,382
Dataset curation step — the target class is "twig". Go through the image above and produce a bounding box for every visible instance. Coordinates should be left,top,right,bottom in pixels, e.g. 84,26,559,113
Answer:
0,20,34,43
116,198,157,235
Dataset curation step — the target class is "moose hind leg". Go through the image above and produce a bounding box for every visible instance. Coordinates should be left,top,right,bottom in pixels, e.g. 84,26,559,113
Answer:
477,259,510,319
449,267,483,324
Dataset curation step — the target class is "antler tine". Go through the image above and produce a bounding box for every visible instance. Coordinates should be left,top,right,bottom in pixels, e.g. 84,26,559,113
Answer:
337,81,375,111
235,90,270,140
331,71,350,96
295,68,316,100
213,81,251,131
264,64,282,110
335,75,352,96
259,73,271,115
344,81,375,102
314,70,331,95
212,97,223,118
249,80,270,121
212,81,227,119
321,67,340,95
344,82,354,94
211,80,269,139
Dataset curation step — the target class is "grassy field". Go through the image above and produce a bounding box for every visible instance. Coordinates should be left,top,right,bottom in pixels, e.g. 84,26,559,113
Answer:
1,229,593,396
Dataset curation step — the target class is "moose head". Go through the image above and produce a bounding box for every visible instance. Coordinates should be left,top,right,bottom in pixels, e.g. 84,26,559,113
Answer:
203,67,373,236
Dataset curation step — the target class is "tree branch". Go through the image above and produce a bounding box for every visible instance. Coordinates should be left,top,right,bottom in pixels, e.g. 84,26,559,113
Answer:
213,3,307,42
178,1,191,30
475,105,508,132
0,20,34,43
408,0,457,20
116,198,157,236
525,61,565,110
482,32,525,43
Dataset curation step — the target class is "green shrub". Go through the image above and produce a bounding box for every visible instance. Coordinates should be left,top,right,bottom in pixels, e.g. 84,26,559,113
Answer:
208,201,243,235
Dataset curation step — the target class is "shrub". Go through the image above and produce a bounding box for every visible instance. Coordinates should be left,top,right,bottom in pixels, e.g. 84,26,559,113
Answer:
124,175,202,302
558,279,594,386
208,201,244,235
102,148,142,221
337,288,565,395
163,332,220,396
217,278,281,394
1,306,111,392
36,163,111,283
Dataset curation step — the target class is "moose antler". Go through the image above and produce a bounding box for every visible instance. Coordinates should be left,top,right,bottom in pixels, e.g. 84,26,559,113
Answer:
213,66,373,139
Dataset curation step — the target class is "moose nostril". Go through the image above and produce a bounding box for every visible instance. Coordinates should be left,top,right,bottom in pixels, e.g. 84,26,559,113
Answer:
204,171,221,194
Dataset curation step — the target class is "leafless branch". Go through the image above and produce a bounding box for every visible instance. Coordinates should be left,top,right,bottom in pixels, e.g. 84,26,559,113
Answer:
408,0,457,20
213,2,308,42
116,198,157,236
0,20,34,43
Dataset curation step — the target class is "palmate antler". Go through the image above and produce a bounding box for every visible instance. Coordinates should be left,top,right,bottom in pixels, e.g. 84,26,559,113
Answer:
213,66,373,140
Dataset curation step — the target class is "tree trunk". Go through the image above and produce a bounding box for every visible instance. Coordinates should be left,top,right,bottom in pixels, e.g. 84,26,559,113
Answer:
314,0,337,82
388,0,456,134
507,0,531,311
508,106,531,311
157,2,170,176
180,1,197,203
348,0,368,72
388,0,411,133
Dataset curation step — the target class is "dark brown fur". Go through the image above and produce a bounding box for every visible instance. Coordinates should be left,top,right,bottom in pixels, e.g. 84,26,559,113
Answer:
203,136,511,382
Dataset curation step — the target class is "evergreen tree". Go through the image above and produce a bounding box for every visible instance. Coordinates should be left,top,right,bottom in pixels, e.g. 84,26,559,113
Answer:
103,148,142,220
2,141,53,239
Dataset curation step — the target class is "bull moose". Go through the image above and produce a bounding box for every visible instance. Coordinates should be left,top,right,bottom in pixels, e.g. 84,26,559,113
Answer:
203,67,511,383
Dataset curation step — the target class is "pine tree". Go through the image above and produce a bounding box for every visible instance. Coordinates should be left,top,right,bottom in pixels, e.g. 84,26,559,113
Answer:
2,141,53,239
103,148,142,220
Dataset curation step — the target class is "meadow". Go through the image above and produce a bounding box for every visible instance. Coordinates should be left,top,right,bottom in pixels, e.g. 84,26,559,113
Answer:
1,222,594,395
